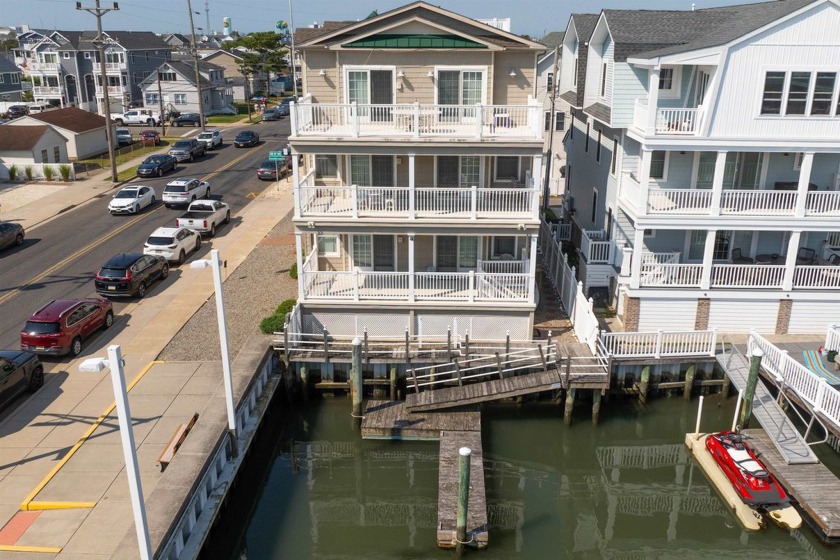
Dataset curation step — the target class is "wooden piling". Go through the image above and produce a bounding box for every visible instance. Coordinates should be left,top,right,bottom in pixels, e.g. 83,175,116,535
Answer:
390,367,397,401
351,338,363,426
592,389,602,425
323,328,330,363
740,349,763,429
564,388,576,425
456,447,472,556
363,329,370,364
638,365,650,404
300,365,309,402
721,372,731,397
683,364,696,401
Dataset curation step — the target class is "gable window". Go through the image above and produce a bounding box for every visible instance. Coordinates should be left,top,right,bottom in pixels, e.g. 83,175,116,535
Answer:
585,121,590,153
62,51,70,59
572,56,579,86
760,72,785,115
495,156,520,182
315,155,338,178
650,150,667,180
546,72,554,93
600,62,607,97
174,93,187,104
611,137,619,175
811,72,836,115
596,130,602,163
786,72,810,115
159,71,176,82
555,112,565,131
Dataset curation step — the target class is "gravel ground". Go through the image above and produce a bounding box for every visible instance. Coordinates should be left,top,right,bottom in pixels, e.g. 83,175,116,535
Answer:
159,209,298,361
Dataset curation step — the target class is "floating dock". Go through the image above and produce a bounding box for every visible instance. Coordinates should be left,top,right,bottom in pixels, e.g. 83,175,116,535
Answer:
360,400,479,440
685,433,801,531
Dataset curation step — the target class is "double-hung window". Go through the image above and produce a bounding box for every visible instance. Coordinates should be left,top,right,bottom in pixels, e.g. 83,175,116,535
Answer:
650,151,666,180
812,72,836,115
761,70,838,116
315,155,338,178
494,156,519,182
786,72,811,115
555,112,565,131
760,72,786,114
174,93,187,105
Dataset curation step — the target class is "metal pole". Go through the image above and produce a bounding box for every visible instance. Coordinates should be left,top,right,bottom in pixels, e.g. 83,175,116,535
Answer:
542,45,560,209
157,73,166,137
186,0,206,130
694,395,704,437
731,389,744,431
456,446,472,555
288,0,298,97
77,0,119,182
210,249,238,454
740,348,764,429
352,337,363,420
107,345,152,560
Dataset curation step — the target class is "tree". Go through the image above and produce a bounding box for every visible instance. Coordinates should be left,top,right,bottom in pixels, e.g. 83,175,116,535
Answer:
230,32,287,98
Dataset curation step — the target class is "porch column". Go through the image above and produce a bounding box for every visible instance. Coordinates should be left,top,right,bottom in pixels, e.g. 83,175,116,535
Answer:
408,235,416,302
639,149,652,215
646,67,660,135
630,228,645,289
528,233,539,303
292,152,301,218
710,151,727,216
532,154,543,212
700,229,717,290
295,231,305,299
408,153,416,219
782,231,802,291
794,152,815,218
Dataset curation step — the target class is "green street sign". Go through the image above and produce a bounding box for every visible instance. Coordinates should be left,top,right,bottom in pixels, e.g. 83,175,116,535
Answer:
268,151,284,160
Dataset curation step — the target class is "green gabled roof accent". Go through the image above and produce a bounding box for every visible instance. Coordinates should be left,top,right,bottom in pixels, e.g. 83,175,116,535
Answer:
342,34,486,49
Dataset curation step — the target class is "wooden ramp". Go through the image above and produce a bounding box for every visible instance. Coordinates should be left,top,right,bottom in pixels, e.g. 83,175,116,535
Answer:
437,430,488,549
405,369,563,412
744,428,840,541
360,400,479,440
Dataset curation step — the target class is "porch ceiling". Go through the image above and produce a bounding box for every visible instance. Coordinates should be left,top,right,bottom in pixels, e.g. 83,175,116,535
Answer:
289,141,543,156
632,214,840,232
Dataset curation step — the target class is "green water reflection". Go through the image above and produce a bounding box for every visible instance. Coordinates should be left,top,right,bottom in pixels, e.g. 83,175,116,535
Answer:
236,394,837,559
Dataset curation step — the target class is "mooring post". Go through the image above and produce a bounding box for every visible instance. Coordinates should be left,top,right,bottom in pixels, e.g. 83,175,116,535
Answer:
564,388,576,425
464,333,470,361
683,364,696,401
495,351,505,379
721,369,731,397
363,328,370,365
739,348,763,429
505,331,511,357
405,327,410,363
283,321,290,366
300,365,309,402
447,327,453,361
323,328,330,363
390,367,397,401
639,365,650,405
456,447,472,555
351,337,363,426
592,389,602,425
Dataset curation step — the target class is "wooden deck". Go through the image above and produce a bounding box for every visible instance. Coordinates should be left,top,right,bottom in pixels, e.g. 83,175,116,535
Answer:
405,369,564,412
360,400,480,440
437,430,488,549
743,428,840,541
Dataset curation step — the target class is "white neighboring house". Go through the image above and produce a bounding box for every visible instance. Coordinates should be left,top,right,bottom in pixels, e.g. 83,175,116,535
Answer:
139,60,233,116
562,0,840,335
8,106,114,160
0,124,69,179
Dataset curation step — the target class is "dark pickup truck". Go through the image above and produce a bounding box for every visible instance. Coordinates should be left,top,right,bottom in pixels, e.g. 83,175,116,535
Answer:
0,351,44,411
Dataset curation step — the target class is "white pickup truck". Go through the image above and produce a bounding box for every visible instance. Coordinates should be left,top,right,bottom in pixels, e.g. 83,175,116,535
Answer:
176,200,231,237
111,109,161,126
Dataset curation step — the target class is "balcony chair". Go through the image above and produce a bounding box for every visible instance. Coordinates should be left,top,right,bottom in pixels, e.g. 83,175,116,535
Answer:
731,248,754,264
829,254,840,266
796,247,817,265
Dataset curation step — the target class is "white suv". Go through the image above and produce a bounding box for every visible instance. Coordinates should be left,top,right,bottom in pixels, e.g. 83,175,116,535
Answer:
162,178,211,208
144,226,201,264
197,129,222,150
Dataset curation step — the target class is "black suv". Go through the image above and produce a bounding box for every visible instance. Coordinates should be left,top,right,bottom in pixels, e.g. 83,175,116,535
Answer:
234,130,260,147
94,253,169,298
172,113,202,127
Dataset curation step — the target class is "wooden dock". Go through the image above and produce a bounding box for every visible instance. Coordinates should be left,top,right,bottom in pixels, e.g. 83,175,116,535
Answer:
744,428,840,541
360,400,480,440
437,430,488,549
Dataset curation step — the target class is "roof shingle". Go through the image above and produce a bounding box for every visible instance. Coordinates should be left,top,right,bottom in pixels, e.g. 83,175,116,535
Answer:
25,107,106,133
0,125,52,151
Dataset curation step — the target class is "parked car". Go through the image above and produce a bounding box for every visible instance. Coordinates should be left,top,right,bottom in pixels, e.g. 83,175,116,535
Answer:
6,105,28,119
115,127,133,145
0,222,25,251
0,351,44,411
176,200,231,237
261,108,280,121
108,185,156,215
162,177,211,208
234,130,260,147
139,129,161,145
172,113,202,127
168,139,206,162
197,129,223,150
137,154,177,178
256,158,289,181
274,103,290,116
144,226,201,264
95,253,169,297
112,109,161,126
20,299,114,357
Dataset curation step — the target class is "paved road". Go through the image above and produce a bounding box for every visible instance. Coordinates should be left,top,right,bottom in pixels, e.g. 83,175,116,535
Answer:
0,119,291,358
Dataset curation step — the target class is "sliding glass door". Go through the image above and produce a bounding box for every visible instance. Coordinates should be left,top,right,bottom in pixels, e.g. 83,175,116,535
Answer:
437,69,484,123
347,69,394,121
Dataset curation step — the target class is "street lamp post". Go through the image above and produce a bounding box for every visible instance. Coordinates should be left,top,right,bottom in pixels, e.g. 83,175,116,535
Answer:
79,345,152,560
191,249,237,455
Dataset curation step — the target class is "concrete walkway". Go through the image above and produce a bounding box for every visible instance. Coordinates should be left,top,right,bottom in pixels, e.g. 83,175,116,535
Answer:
0,173,294,557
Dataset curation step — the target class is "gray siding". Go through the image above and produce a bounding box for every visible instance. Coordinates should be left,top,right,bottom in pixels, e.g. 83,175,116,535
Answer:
611,63,646,128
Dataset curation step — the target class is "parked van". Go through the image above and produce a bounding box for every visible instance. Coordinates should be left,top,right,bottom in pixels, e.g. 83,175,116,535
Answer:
27,104,53,114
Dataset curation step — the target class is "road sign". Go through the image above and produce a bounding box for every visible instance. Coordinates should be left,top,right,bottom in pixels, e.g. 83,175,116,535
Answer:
268,151,284,161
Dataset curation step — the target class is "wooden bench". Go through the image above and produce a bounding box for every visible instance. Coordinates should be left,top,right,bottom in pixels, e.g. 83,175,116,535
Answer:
157,413,199,472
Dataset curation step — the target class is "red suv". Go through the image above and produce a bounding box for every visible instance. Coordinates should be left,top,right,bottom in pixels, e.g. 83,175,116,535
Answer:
20,299,114,357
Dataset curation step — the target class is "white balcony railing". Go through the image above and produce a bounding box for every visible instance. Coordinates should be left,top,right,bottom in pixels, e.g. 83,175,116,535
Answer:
31,61,60,72
32,86,62,96
710,264,785,288
641,263,703,287
301,270,531,303
297,185,539,221
805,192,840,216
478,259,526,274
637,262,840,289
291,101,543,140
104,61,126,72
95,84,127,95
581,229,613,264
647,188,713,214
632,99,702,135
720,190,797,216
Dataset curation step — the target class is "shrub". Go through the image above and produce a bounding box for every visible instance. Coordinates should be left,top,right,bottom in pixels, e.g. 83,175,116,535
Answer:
25,166,33,181
275,299,297,316
259,313,287,334
289,262,298,279
8,164,18,181
43,165,55,181
58,164,72,182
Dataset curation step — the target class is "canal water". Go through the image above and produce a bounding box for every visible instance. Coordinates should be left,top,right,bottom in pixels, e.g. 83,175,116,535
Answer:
207,392,839,559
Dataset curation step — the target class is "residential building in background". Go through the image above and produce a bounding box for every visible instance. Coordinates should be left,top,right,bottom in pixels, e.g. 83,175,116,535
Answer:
0,56,24,102
535,31,566,197
139,60,232,116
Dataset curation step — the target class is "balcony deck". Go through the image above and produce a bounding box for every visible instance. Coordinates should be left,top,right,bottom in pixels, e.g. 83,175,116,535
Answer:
633,100,703,136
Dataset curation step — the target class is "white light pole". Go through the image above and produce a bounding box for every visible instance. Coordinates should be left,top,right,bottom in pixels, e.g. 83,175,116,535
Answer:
191,249,237,454
79,345,152,560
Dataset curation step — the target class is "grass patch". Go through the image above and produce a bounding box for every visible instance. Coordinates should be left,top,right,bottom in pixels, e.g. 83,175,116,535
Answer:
207,114,249,124
116,165,140,182
76,140,171,174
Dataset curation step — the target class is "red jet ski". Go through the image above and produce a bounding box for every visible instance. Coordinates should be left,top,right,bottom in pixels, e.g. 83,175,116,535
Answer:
705,431,790,508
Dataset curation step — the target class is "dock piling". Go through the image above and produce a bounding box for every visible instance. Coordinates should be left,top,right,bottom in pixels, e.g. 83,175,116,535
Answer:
300,365,309,402
351,338,363,425
694,395,704,436
732,389,743,431
564,388,576,425
390,367,397,401
683,364,696,401
592,390,602,425
639,365,650,404
456,446,472,555
739,349,763,429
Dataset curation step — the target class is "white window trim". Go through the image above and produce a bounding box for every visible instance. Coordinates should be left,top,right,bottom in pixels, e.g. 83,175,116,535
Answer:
317,234,340,257
493,156,520,183
432,65,488,106
595,129,603,164
599,61,608,101
346,155,398,187
658,66,681,100
342,65,397,106
62,51,70,59
757,68,840,118
610,136,619,177
650,150,670,182
433,156,484,188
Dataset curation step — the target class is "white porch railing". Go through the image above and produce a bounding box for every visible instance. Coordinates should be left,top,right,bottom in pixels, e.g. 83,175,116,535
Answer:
805,192,840,217
581,229,613,264
637,262,840,289
104,61,126,72
749,333,840,433
647,188,713,214
640,263,702,287
291,101,543,140
825,324,840,352
720,190,797,216
710,264,784,288
33,86,62,96
641,251,681,265
31,62,60,72
296,185,538,220
655,107,702,134
793,266,840,289
478,259,526,273
95,84,126,94
600,329,717,358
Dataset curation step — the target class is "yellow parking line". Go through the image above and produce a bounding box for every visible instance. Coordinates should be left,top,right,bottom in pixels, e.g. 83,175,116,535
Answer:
20,360,164,511
0,545,62,553
25,501,96,511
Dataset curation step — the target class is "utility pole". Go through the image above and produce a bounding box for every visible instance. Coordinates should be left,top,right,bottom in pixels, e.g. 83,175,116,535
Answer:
288,0,298,97
76,0,119,182
157,72,166,137
186,0,206,130
542,45,560,209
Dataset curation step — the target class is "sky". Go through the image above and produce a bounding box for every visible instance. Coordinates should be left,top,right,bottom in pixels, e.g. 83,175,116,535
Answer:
0,0,769,38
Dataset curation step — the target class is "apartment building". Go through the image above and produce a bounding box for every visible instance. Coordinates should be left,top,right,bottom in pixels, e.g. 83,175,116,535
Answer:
562,0,840,334
139,60,232,116
288,1,546,341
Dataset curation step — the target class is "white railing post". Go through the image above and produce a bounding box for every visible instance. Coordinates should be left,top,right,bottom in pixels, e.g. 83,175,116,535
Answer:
408,154,416,219
782,231,801,291
469,270,475,303
408,235,416,302
710,151,727,216
700,229,716,290
646,68,660,135
655,329,663,359
352,184,359,218
292,151,301,218
529,234,539,304
709,328,718,357
351,101,359,137
353,269,360,301
413,101,420,138
295,232,305,299
630,229,644,289
470,185,478,220
795,153,814,218
639,149,652,215
475,103,483,138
